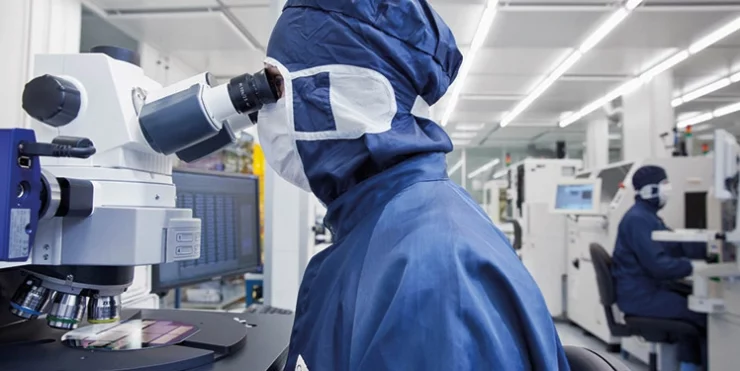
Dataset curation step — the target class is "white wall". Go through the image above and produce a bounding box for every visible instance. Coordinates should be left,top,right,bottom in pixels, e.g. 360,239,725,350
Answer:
139,43,198,86
0,0,81,129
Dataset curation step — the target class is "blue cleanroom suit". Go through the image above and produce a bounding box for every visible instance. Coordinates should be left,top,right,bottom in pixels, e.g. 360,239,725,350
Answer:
259,1,570,370
612,166,706,366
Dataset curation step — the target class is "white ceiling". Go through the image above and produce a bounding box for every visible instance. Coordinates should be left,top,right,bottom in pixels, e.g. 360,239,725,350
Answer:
88,0,740,151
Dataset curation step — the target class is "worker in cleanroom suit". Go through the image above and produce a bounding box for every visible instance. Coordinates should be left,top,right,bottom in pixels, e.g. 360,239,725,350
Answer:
257,1,569,370
612,165,707,370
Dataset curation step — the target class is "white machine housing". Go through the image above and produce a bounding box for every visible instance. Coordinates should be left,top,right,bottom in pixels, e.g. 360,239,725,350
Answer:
508,158,582,318
2,53,202,270
650,130,740,371
566,156,718,356
482,179,507,224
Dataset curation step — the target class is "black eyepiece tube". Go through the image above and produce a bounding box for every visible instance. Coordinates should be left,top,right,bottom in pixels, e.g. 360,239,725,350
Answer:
227,69,279,115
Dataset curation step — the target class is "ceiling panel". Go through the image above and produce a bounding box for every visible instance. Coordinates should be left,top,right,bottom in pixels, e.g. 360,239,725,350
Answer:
471,48,569,75
432,3,484,44
673,47,740,80
93,0,218,10
456,98,518,113
486,11,605,48
231,7,272,48
108,12,250,51
222,0,270,5
535,80,616,107
464,74,545,95
171,50,264,77
600,11,735,49
574,48,676,76
491,125,550,140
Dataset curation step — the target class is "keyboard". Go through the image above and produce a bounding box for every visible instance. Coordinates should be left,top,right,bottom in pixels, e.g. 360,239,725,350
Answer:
245,304,294,315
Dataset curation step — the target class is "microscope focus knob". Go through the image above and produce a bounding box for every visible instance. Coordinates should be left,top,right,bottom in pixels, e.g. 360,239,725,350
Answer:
22,74,82,127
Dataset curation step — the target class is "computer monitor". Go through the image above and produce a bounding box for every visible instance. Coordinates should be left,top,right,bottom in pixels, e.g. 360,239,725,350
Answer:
551,179,602,215
152,168,261,292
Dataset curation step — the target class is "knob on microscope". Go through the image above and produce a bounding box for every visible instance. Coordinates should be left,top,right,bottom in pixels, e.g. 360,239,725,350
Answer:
22,74,82,127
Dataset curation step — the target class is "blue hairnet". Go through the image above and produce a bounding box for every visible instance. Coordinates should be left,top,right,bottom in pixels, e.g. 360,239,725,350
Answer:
632,165,668,190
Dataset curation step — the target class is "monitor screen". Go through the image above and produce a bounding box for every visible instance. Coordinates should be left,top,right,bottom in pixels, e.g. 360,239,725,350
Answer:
555,183,595,211
597,164,633,204
152,169,261,292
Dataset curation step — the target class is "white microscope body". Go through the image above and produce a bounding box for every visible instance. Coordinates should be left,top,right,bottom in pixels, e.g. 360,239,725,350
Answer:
0,48,277,330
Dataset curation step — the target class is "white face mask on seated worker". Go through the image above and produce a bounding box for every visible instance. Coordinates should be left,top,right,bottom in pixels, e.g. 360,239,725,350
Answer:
638,180,672,207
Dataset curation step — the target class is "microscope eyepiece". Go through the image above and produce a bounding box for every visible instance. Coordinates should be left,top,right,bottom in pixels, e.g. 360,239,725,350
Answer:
226,69,280,115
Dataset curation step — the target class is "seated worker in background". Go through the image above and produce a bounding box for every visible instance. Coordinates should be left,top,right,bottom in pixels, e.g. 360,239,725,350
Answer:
612,165,707,370
258,1,569,370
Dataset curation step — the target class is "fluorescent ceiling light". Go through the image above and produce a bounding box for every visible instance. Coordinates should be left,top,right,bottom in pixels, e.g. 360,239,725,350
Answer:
560,79,640,127
501,51,582,127
639,51,689,83
500,2,638,128
468,158,501,179
452,139,472,146
625,0,645,10
560,14,740,128
681,78,731,105
673,75,735,108
713,101,740,117
674,100,740,128
677,112,714,129
440,0,499,127
448,160,464,176
579,8,628,53
493,169,508,179
451,131,478,139
455,123,486,131
677,111,704,121
692,123,713,132
689,16,740,54
608,133,622,140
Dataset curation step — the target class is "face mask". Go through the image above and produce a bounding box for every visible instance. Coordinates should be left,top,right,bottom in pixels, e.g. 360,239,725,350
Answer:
658,182,672,207
257,58,398,192
638,182,671,206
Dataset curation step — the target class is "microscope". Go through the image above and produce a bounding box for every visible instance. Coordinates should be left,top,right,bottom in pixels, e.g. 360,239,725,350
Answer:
0,47,290,370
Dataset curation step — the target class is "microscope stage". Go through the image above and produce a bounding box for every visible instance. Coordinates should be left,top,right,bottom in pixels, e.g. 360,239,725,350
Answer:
0,309,292,371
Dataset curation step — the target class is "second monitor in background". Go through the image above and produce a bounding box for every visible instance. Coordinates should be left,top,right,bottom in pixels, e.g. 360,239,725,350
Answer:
152,168,261,293
551,179,603,215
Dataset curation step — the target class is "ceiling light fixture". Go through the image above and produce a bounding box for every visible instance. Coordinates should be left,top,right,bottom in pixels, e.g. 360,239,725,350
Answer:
624,0,644,10
468,158,501,179
560,14,740,128
493,169,508,179
451,131,478,139
456,123,486,131
440,0,500,127
452,139,472,147
675,100,740,128
672,73,739,107
499,1,642,128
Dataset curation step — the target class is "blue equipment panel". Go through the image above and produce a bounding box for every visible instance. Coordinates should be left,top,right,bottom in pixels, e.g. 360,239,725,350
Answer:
0,129,41,261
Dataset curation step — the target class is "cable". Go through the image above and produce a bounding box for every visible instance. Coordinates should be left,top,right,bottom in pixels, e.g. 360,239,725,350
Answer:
19,141,96,159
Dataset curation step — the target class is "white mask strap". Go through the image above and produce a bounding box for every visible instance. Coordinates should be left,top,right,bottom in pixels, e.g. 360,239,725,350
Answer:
639,184,659,199
411,96,431,120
